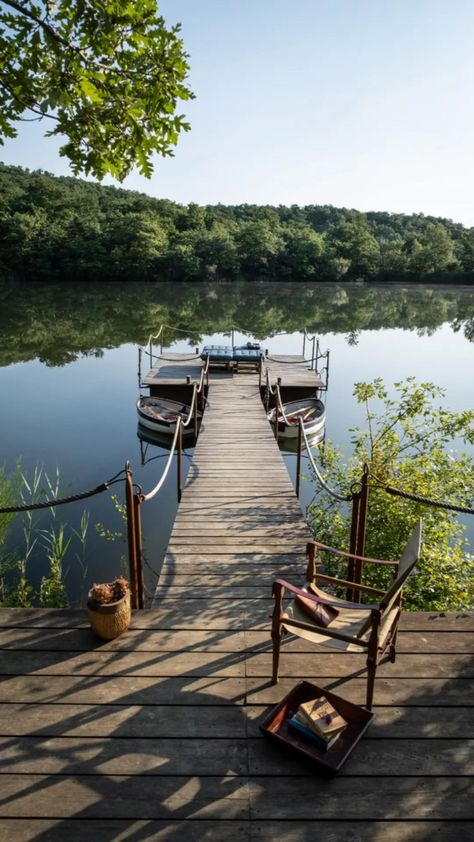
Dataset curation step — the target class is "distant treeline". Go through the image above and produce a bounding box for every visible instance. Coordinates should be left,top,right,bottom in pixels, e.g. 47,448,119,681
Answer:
1,163,474,283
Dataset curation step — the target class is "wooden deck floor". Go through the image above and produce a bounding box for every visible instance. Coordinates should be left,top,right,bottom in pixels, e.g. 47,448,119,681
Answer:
0,607,472,840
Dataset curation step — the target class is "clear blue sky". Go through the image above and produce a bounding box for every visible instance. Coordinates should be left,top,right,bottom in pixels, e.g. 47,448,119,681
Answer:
2,0,474,225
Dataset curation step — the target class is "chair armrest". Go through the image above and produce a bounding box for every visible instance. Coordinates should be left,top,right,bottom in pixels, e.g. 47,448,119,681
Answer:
314,574,386,598
274,579,379,610
307,540,398,566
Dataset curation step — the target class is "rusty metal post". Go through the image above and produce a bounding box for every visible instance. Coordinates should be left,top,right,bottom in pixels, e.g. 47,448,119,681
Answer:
177,421,183,501
346,490,361,601
325,351,330,390
275,398,279,439
125,462,139,609
352,464,370,603
133,494,145,609
312,337,316,369
302,331,306,359
138,347,142,386
296,420,302,499
315,338,320,371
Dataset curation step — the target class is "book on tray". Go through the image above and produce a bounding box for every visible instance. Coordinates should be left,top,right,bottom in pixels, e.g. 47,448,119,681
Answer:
287,695,347,751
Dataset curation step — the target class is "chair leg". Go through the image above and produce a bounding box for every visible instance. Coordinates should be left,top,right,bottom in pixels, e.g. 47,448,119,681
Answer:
389,627,399,663
271,581,285,684
271,630,282,684
366,657,377,711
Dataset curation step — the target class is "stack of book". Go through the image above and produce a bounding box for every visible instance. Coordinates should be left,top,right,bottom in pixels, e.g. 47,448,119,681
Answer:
287,695,347,751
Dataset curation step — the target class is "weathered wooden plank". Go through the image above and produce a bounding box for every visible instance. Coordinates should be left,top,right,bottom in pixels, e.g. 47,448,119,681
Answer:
6,659,466,716
0,703,248,738
246,676,474,707
248,777,474,820
0,820,251,842
0,775,250,819
0,736,471,778
251,822,473,842
0,649,246,677
247,738,473,776
244,652,474,678
2,702,471,740
154,586,287,599
0,628,247,651
0,736,250,776
0,675,246,705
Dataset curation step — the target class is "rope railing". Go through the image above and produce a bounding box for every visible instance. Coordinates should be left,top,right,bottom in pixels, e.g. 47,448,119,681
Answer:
139,419,183,503
298,417,352,502
0,469,127,514
368,473,474,515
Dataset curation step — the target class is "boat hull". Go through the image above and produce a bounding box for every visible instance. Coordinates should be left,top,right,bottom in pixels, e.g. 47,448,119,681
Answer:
136,397,200,435
268,397,326,439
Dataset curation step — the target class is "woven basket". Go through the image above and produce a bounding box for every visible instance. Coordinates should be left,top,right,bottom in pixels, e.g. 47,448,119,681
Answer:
87,590,131,640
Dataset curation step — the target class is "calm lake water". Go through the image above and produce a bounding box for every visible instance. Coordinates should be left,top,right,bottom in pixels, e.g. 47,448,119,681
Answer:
1,281,473,604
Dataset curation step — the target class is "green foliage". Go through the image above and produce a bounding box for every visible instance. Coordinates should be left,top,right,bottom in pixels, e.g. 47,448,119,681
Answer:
307,379,474,610
1,164,474,282
0,1,193,180
0,465,90,607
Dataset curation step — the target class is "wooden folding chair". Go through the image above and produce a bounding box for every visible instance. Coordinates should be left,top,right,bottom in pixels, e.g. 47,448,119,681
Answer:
271,520,422,710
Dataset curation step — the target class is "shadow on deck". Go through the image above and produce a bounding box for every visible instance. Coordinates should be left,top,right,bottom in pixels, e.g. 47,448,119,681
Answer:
0,607,472,841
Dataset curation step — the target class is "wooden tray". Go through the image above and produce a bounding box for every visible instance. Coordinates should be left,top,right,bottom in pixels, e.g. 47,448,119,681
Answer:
259,680,374,774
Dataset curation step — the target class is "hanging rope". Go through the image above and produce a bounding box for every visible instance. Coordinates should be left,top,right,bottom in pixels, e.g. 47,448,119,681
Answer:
266,355,320,365
300,419,353,502
373,479,474,515
0,469,127,514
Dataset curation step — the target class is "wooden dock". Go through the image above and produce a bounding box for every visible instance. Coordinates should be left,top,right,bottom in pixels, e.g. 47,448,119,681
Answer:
141,352,325,390
158,375,314,605
0,360,472,838
0,608,472,839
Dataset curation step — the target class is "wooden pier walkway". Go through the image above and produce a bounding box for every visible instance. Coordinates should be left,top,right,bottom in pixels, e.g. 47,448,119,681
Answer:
0,361,472,839
158,373,313,610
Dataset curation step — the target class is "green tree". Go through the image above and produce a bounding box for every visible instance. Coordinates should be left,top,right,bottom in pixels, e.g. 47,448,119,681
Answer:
279,224,324,280
325,219,380,278
408,222,456,274
308,378,474,611
0,1,193,180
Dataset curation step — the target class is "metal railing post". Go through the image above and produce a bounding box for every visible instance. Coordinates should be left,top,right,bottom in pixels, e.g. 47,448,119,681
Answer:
296,419,302,498
138,347,142,385
125,461,140,609
149,341,153,367
302,331,306,359
133,494,145,609
315,338,320,372
352,463,369,603
312,336,316,369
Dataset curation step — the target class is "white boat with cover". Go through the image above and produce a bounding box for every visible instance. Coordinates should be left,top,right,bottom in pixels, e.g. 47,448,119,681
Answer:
136,396,201,435
268,396,326,439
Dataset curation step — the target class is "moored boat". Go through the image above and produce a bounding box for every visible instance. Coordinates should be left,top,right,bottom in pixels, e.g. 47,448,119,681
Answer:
136,396,202,435
268,396,326,439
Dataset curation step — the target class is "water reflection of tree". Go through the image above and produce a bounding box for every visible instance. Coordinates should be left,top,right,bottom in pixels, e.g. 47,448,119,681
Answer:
1,281,474,366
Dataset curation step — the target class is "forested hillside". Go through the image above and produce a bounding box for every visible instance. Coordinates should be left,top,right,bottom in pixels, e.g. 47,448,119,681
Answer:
1,163,473,283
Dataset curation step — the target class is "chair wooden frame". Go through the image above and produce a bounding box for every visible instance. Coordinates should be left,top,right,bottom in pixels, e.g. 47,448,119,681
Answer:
271,520,422,710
